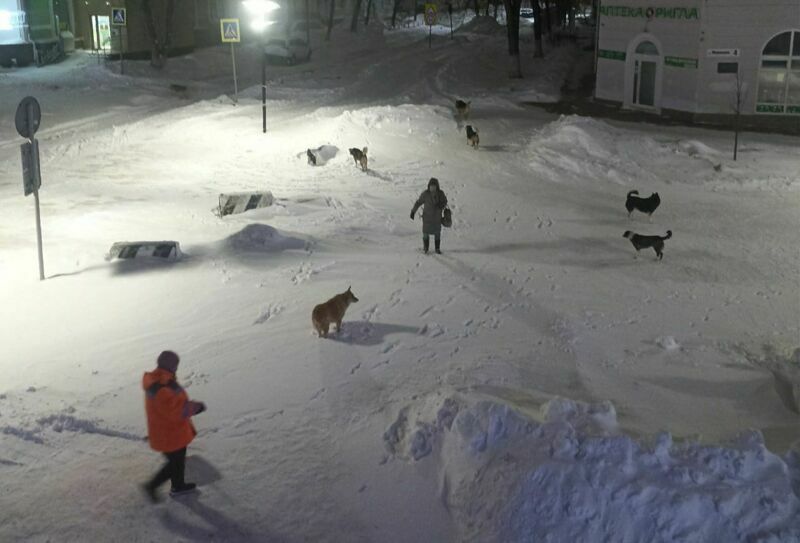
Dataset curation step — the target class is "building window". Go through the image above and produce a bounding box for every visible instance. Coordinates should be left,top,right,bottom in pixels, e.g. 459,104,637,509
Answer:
635,41,659,55
717,62,738,74
756,30,800,114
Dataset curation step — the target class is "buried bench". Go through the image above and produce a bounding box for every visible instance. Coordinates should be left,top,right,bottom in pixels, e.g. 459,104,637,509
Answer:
218,191,274,217
105,241,182,261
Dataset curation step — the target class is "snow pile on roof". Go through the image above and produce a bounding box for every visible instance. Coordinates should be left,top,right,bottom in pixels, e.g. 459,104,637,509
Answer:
386,394,800,542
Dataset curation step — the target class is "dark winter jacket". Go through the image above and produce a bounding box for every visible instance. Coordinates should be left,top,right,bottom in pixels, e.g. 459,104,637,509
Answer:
411,187,448,235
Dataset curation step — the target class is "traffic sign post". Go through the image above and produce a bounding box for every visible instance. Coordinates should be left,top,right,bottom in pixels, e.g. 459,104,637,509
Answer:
111,8,126,74
16,97,45,281
424,4,437,48
220,19,241,104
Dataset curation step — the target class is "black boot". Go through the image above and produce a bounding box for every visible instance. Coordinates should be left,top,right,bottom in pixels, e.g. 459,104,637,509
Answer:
435,238,441,254
423,237,429,254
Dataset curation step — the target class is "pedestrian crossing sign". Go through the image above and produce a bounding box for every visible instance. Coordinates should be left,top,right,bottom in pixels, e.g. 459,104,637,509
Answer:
220,18,241,43
111,7,126,26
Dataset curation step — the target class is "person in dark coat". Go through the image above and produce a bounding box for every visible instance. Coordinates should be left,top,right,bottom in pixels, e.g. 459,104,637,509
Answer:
410,177,448,254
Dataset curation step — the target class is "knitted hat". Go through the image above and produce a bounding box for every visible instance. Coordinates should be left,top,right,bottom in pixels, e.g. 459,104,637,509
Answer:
157,350,180,373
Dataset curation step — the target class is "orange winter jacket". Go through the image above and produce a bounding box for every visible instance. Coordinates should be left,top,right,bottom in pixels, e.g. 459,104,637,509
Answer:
143,368,197,453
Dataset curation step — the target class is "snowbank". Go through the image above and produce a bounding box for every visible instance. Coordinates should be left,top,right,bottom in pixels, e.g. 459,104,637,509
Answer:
385,395,800,542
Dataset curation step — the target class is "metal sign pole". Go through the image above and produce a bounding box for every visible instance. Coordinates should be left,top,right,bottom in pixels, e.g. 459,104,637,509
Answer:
262,53,267,132
27,102,44,281
231,42,238,104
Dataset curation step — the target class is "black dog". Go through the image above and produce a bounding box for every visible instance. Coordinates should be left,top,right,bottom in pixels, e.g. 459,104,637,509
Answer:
465,125,479,148
349,147,368,171
625,190,661,219
307,149,317,165
623,230,672,260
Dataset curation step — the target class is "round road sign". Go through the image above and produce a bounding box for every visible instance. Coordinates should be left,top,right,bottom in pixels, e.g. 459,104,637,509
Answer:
15,96,42,139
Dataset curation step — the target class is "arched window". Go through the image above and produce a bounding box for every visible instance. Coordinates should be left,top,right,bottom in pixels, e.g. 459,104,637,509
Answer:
635,41,659,55
757,30,800,113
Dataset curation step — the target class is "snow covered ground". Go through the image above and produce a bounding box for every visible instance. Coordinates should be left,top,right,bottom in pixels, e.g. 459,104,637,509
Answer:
1,17,799,542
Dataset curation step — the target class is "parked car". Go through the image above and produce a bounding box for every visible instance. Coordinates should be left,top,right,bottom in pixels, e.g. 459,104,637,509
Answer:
264,37,312,65
519,7,534,19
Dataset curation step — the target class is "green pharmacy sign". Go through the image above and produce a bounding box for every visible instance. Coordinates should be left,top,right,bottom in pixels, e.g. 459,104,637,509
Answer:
786,105,800,115
664,56,698,68
756,104,784,113
600,5,700,20
598,49,626,61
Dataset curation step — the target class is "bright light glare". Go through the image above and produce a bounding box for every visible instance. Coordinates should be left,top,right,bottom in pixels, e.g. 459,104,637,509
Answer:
251,19,276,31
242,0,280,16
0,10,13,30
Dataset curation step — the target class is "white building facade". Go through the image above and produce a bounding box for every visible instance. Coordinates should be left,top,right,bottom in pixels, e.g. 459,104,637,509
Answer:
595,1,800,127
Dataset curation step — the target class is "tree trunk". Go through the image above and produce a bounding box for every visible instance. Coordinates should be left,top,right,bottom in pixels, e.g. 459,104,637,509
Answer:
326,0,335,40
350,0,363,32
364,0,372,25
140,0,175,68
502,0,522,77
473,0,479,18
532,0,544,57
543,0,552,40
391,0,402,27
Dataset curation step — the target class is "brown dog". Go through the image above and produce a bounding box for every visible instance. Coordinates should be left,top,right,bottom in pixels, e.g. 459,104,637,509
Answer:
312,286,359,337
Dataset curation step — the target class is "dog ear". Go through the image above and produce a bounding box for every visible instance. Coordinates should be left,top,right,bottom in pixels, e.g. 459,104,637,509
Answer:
347,286,351,291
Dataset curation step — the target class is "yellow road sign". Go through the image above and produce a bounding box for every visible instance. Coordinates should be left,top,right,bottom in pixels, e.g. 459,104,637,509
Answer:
220,18,241,43
424,3,437,25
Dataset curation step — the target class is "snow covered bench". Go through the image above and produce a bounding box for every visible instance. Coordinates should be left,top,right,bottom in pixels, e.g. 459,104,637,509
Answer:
105,241,182,261
218,191,274,217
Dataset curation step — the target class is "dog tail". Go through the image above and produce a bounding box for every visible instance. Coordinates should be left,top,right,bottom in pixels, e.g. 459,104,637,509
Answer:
627,190,639,198
663,230,672,240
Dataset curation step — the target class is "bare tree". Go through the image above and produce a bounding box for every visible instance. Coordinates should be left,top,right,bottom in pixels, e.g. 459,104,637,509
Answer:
391,0,402,27
502,0,523,77
138,0,177,68
326,0,335,40
532,0,544,57
364,0,372,25
731,66,747,161
351,0,364,31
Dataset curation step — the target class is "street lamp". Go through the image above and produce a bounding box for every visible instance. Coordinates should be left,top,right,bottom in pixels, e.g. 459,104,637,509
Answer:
243,0,280,133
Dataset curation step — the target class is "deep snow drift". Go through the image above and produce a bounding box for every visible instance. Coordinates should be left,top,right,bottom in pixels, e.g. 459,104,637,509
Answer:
1,17,799,543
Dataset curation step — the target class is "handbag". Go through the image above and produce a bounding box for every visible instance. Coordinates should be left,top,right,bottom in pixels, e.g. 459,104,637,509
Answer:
441,207,452,228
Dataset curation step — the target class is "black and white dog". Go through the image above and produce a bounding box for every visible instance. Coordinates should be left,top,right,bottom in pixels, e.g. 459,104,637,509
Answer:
625,190,661,219
465,125,479,148
623,230,672,260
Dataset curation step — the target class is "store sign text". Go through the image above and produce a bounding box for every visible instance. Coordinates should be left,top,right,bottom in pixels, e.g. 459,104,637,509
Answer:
599,6,699,20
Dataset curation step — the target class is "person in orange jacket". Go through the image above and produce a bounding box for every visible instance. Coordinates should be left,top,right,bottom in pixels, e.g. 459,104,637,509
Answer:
141,350,206,502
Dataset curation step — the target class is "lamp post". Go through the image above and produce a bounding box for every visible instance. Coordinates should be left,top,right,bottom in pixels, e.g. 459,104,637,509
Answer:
243,0,281,133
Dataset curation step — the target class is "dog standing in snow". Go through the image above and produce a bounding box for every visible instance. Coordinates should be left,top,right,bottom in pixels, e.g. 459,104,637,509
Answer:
312,287,359,337
465,125,480,149
623,230,672,260
349,147,368,171
625,190,661,220
455,99,471,120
